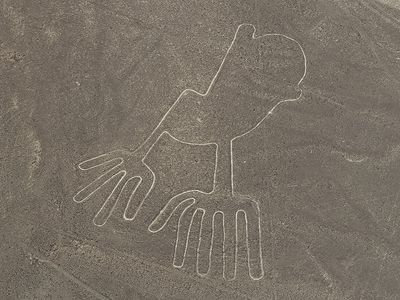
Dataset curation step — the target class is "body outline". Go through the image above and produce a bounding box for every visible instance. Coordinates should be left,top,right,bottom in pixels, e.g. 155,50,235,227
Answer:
74,23,308,281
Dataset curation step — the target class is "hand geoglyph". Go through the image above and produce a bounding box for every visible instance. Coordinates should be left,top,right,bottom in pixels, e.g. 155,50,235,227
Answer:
73,23,307,280
73,149,155,226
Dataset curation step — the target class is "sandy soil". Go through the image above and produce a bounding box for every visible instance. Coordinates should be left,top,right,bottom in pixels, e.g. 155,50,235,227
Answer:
1,0,400,299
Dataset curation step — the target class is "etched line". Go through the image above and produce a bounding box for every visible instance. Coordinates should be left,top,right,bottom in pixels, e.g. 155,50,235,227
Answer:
74,23,307,281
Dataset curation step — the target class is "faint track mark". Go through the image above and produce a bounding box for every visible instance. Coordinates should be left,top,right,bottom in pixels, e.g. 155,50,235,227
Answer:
332,0,400,86
28,252,110,300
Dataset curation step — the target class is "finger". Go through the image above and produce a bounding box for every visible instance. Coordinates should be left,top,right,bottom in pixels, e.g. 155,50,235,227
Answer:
208,211,224,278
73,165,121,203
92,171,127,227
173,204,196,268
197,209,211,276
183,208,203,273
244,202,264,280
109,177,141,220
236,210,248,279
78,153,122,170
124,174,155,221
148,192,195,232
223,213,237,281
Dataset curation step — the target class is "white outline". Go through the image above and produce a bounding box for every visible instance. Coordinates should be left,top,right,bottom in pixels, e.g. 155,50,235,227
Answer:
93,170,126,226
222,210,236,281
122,176,143,220
195,208,208,277
162,197,264,280
73,150,155,227
173,198,196,268
74,23,307,280
147,24,306,281
73,163,123,204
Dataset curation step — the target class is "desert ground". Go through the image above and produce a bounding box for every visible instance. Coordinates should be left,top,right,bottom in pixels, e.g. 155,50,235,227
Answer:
1,0,400,299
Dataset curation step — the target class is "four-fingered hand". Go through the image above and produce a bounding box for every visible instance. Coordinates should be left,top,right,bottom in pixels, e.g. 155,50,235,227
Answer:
73,149,155,226
148,190,264,280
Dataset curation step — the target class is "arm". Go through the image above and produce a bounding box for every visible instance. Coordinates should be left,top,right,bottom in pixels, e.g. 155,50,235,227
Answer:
131,120,167,158
131,88,191,158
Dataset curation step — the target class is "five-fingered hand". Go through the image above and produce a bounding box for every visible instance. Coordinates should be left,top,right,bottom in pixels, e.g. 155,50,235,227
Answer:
73,149,155,226
148,190,264,280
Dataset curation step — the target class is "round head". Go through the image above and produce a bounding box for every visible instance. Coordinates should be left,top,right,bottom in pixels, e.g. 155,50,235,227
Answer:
229,24,306,100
